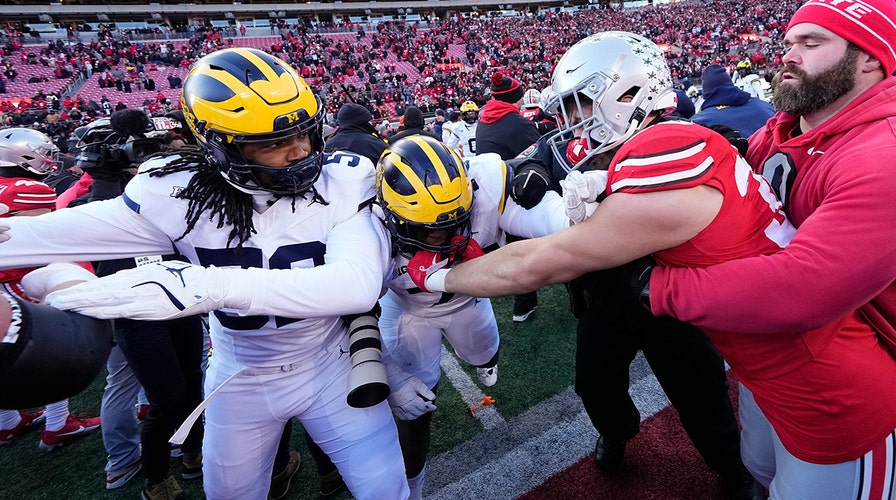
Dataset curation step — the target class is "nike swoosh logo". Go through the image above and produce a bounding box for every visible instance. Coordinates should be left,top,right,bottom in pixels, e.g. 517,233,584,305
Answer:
565,62,586,74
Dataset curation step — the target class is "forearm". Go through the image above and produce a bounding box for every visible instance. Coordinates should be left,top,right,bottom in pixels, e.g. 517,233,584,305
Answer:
444,238,556,297
239,212,389,317
0,198,174,269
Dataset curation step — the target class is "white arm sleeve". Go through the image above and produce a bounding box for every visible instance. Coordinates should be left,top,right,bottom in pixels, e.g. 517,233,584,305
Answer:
499,191,570,239
0,197,175,270
230,208,391,318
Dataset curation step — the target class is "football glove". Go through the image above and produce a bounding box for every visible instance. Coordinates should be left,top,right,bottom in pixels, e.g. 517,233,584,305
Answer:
0,224,9,243
45,261,244,320
450,235,484,263
388,375,437,420
407,250,449,293
509,158,553,209
21,262,97,302
408,237,483,293
559,170,608,224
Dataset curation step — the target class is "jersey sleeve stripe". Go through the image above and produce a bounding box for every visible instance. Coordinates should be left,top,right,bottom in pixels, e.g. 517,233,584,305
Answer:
616,139,706,167
122,192,141,214
610,155,714,192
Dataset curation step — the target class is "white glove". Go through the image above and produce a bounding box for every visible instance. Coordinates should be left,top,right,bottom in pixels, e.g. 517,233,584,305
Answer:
0,224,9,243
560,170,608,224
45,261,240,320
388,375,437,420
21,262,97,302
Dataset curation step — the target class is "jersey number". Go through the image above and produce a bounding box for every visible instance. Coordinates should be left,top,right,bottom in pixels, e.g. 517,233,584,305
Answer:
760,151,796,213
195,242,326,330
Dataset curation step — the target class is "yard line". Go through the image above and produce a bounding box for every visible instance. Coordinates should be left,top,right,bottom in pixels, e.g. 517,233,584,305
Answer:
439,344,505,429
425,353,670,499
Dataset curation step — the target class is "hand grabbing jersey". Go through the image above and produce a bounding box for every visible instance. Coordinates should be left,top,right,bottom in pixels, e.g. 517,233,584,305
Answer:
408,236,484,293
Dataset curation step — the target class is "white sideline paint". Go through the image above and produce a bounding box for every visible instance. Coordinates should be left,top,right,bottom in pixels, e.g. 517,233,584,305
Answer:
439,344,506,430
427,353,670,499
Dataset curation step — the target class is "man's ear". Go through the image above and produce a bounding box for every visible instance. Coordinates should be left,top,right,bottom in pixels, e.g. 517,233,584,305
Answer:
858,50,886,75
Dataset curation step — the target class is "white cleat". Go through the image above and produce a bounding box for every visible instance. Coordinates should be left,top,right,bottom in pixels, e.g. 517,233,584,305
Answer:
476,366,498,387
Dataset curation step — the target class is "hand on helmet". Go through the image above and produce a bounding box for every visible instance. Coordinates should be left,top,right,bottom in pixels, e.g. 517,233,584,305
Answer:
448,235,484,264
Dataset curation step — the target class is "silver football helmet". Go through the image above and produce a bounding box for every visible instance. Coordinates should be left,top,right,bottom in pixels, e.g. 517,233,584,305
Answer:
0,128,60,177
546,31,677,171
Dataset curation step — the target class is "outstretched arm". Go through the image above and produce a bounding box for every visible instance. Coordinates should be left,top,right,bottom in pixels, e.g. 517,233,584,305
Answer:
415,186,722,296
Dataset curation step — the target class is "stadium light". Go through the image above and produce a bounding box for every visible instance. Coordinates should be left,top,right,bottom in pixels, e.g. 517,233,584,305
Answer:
268,11,277,18
151,13,163,20
398,8,405,14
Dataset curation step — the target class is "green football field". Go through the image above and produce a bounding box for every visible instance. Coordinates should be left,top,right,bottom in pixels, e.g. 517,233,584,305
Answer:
0,285,581,499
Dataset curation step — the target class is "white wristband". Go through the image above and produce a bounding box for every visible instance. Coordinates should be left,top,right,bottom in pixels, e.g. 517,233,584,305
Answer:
425,269,450,293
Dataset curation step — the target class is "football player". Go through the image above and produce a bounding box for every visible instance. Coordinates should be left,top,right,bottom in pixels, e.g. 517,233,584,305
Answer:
375,136,568,499
0,48,408,500
443,100,479,158
409,31,896,498
732,60,768,102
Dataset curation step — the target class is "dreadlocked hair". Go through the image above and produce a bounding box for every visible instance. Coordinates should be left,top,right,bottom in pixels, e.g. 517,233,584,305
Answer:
144,146,257,248
143,146,330,248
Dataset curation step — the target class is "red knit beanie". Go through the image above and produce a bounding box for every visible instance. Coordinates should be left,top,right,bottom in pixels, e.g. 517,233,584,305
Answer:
490,72,525,103
788,0,896,76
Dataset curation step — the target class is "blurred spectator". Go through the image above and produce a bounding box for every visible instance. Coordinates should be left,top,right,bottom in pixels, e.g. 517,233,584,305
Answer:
324,102,388,164
388,106,439,143
692,64,776,137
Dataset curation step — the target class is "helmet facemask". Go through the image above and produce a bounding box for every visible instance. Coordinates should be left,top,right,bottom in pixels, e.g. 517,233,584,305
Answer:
202,95,326,197
387,206,473,262
545,32,677,172
376,136,474,262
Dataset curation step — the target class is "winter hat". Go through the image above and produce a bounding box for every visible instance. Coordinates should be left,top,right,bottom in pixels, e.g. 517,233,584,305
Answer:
490,72,525,103
402,106,425,129
700,64,751,108
336,103,373,127
0,179,57,217
788,0,896,76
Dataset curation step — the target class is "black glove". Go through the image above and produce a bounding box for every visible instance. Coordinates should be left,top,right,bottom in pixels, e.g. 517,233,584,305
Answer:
621,256,656,313
703,124,749,157
509,158,553,209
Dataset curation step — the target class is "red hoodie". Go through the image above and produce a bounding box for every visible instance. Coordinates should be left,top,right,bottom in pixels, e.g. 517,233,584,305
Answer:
651,78,896,463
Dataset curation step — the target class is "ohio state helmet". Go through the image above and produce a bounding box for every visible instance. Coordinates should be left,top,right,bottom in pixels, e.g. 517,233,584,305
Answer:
545,31,677,171
0,128,60,178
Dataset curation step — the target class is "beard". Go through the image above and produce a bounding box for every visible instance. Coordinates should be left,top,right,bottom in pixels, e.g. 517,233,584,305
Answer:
772,47,859,115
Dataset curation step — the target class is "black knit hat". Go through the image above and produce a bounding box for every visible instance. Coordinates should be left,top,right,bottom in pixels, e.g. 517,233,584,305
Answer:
490,72,525,103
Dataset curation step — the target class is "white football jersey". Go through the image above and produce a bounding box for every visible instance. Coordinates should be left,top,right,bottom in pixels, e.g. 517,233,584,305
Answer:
733,73,768,102
383,153,567,318
0,152,391,367
443,121,478,158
